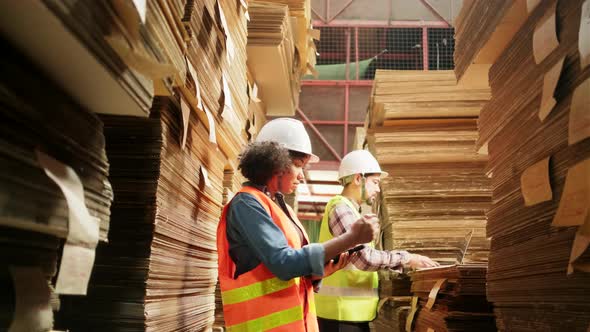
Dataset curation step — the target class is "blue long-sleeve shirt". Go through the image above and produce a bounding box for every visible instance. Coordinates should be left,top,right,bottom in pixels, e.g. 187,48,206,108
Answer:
226,186,325,281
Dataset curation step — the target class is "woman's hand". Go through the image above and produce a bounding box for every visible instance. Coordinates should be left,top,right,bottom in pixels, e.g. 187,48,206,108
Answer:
349,214,379,244
323,252,357,277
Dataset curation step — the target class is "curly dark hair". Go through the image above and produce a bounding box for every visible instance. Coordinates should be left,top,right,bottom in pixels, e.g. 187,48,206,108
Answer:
238,141,291,186
288,150,310,162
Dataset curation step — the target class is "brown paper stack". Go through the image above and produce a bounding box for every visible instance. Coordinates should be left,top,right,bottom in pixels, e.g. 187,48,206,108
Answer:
408,264,496,332
0,40,113,331
0,51,113,242
261,0,316,77
178,0,224,110
223,170,244,205
219,0,251,140
40,0,169,116
57,98,225,331
212,281,225,329
246,0,317,116
372,297,412,332
453,1,516,81
175,0,251,163
0,230,61,330
372,272,413,332
463,0,590,330
247,95,267,141
247,1,300,116
366,70,492,265
243,69,268,143
0,0,315,330
214,171,241,329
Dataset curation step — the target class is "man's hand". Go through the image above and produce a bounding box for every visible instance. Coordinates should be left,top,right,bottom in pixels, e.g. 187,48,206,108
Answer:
404,254,439,269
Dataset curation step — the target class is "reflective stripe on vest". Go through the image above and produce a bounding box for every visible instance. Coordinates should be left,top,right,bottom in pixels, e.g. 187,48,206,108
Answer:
316,195,379,322
226,306,304,332
318,285,379,297
217,186,318,332
222,277,297,305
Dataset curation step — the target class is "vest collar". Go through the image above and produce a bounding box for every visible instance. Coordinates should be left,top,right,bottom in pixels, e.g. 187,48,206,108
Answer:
243,181,271,197
339,195,361,211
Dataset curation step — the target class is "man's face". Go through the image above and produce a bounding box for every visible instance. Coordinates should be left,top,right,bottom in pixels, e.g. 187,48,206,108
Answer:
364,174,381,202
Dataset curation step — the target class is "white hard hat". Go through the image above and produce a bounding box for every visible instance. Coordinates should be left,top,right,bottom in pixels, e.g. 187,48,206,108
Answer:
338,150,388,180
256,118,320,163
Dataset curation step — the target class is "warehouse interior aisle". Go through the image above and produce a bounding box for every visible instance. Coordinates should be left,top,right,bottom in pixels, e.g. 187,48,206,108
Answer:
0,1,589,331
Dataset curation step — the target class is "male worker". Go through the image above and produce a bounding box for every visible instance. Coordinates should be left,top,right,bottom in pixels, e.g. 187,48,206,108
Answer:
315,149,439,332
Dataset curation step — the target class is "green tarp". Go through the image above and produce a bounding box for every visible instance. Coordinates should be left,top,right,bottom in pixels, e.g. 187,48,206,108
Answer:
304,57,374,80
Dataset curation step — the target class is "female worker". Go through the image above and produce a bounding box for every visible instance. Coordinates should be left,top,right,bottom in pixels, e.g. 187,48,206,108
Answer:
217,118,379,332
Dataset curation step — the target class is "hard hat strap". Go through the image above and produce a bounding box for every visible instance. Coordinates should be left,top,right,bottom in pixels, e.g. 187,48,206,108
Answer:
360,173,367,203
339,174,353,186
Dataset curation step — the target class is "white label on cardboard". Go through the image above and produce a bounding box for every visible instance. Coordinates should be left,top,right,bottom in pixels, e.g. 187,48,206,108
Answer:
132,0,147,23
186,56,203,109
222,73,233,118
204,106,217,144
552,158,590,227
180,97,191,150
36,150,99,295
539,57,564,121
520,157,553,206
200,166,212,188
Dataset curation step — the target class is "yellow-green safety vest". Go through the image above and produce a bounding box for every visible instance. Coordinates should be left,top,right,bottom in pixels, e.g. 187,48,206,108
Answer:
315,195,379,322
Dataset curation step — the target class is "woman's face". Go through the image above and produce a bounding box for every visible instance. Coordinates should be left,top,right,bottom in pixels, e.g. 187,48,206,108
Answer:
279,157,309,194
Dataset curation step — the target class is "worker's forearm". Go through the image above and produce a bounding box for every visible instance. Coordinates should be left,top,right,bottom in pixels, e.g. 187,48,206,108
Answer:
321,232,358,263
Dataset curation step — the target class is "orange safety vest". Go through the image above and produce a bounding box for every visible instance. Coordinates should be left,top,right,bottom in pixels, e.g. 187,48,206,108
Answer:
217,186,319,332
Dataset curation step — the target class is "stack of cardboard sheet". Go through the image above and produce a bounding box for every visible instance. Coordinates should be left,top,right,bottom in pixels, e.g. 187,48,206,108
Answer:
0,0,254,162
454,1,520,82
223,170,244,205
247,1,299,116
179,0,250,141
0,40,113,331
247,97,266,141
470,0,590,330
353,126,367,150
262,0,316,76
408,264,496,332
0,45,113,243
366,70,492,265
214,168,244,330
57,98,225,331
368,70,486,127
143,0,200,97
246,0,317,116
177,0,223,111
242,70,268,143
171,0,251,163
219,0,250,138
1,1,268,331
372,272,413,332
0,229,62,331
373,297,412,332
212,281,225,329
0,0,169,117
